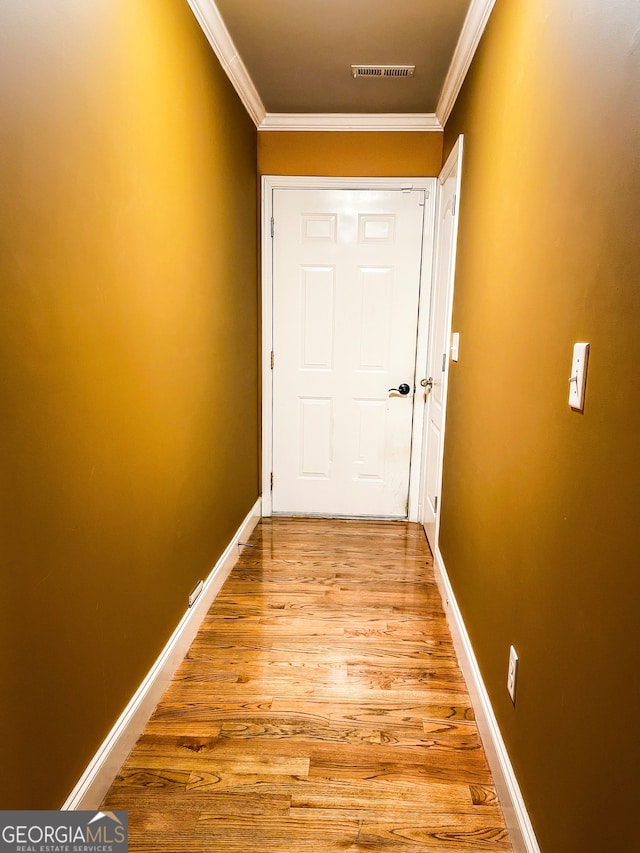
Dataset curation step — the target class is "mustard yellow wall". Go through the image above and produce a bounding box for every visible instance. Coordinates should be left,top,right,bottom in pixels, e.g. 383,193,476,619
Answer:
0,0,258,807
441,2,640,851
258,131,443,176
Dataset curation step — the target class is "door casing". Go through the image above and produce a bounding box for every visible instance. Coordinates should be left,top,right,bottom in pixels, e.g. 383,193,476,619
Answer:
261,175,437,521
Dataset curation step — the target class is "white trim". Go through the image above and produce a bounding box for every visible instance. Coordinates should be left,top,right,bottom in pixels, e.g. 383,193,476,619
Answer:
261,179,275,518
261,176,437,522
62,498,262,810
258,113,442,132
432,544,541,853
436,0,497,126
185,0,266,127
263,176,438,191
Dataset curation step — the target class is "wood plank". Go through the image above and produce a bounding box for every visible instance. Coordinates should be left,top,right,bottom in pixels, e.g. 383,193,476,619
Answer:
307,753,492,786
357,819,512,850
269,697,477,725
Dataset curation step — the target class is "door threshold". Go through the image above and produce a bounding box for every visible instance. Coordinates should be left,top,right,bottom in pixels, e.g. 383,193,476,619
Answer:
271,511,410,522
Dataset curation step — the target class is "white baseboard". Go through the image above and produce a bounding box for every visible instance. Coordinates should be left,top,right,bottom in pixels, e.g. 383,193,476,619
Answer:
62,497,262,810
432,543,541,853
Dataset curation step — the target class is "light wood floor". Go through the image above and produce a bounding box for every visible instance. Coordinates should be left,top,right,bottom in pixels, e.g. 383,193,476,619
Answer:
103,517,512,851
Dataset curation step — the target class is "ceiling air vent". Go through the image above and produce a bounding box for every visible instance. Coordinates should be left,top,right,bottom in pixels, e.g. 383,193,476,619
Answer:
351,64,416,79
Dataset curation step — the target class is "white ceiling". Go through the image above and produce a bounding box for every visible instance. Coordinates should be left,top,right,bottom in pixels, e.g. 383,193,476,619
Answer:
185,0,497,131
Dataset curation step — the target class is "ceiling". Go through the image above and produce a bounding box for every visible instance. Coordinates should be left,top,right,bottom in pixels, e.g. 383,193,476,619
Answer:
186,0,496,131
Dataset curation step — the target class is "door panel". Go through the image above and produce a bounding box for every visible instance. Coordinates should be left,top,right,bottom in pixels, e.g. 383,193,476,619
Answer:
299,397,332,477
421,139,463,548
301,267,335,368
422,177,456,542
272,188,425,517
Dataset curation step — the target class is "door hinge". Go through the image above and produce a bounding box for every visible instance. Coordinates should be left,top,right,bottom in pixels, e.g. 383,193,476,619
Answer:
442,352,447,372
270,350,275,369
270,472,274,491
434,495,438,513
270,216,275,238
452,194,457,217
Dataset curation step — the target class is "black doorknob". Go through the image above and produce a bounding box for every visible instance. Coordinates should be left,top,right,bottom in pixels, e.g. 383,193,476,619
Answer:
388,383,411,396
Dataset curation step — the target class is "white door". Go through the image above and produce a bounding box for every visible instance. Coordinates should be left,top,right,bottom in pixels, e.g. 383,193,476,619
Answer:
271,187,426,517
421,137,464,548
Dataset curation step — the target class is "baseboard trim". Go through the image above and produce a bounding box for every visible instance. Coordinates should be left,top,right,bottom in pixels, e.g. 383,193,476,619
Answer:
62,497,262,810
432,543,541,853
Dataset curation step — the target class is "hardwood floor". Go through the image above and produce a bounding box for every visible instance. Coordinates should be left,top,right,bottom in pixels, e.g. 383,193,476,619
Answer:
102,517,512,851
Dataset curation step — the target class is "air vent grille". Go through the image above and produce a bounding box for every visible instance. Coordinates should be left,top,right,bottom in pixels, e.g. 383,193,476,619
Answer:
351,65,416,79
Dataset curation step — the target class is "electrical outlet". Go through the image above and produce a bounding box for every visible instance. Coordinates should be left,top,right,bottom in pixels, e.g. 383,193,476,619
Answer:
507,645,519,705
188,579,204,608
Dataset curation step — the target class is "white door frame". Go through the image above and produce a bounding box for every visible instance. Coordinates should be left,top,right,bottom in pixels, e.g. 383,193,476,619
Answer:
419,136,464,546
261,175,437,520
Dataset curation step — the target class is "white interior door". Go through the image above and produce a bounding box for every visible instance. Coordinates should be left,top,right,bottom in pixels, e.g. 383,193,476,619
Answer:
421,137,464,549
271,187,426,518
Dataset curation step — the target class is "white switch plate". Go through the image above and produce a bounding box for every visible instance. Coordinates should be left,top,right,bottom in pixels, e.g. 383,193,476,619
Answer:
507,645,519,705
568,342,590,410
451,332,460,362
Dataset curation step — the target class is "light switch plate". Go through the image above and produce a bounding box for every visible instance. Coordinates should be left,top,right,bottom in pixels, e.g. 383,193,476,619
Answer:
451,332,460,362
568,342,590,410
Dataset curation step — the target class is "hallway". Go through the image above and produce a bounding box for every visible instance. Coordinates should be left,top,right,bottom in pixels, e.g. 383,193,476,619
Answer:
102,517,512,851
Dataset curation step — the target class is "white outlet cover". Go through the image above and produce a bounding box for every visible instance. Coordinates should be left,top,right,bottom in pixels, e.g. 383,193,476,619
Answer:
507,645,519,704
188,579,204,607
451,332,460,362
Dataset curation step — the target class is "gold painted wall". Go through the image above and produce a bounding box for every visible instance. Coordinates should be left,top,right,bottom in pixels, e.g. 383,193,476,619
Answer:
258,131,443,176
441,2,640,851
0,0,258,807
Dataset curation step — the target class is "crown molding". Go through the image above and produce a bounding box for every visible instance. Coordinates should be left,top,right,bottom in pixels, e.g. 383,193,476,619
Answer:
259,113,443,132
436,0,497,126
185,0,266,127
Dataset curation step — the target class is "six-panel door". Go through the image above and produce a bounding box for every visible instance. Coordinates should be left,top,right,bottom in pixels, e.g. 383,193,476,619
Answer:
272,188,426,517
